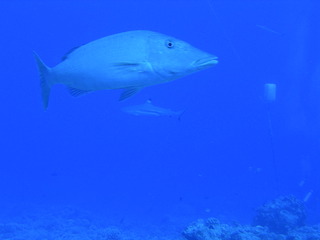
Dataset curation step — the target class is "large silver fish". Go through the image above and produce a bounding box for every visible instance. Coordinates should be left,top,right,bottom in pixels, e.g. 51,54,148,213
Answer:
34,30,218,109
122,99,184,119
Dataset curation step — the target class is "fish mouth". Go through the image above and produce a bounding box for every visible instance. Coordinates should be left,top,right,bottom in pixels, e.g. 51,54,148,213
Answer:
193,56,218,70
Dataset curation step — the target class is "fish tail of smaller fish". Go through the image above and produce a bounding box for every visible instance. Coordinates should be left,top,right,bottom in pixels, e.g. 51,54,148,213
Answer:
33,51,52,109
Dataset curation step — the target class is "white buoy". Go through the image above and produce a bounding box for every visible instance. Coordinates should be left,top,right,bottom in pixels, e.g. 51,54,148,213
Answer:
264,83,277,103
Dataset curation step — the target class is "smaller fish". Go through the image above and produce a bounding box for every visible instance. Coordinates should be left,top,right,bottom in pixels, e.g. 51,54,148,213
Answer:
122,99,184,119
303,190,313,202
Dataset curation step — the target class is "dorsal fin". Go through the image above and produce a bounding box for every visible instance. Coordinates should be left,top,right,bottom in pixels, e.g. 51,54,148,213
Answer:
61,46,80,61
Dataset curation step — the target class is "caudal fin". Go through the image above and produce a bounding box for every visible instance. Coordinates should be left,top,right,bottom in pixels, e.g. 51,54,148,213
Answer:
177,109,186,121
33,52,51,109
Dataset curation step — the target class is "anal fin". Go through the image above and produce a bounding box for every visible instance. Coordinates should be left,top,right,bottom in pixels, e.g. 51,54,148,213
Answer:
119,87,141,101
67,87,92,97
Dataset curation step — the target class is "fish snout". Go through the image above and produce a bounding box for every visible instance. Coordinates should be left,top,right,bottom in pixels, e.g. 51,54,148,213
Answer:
193,56,218,70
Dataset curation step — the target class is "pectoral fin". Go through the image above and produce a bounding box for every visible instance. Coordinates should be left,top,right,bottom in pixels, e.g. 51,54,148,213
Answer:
119,87,142,101
113,62,150,73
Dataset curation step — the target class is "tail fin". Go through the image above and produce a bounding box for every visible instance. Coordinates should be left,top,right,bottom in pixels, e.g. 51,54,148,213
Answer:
33,52,51,109
177,109,186,121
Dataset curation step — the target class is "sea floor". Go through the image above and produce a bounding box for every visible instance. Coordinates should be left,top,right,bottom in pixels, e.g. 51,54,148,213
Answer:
0,206,183,240
1,196,320,240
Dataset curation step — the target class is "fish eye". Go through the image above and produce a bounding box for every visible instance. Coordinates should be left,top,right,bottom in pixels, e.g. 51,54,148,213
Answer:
165,40,174,48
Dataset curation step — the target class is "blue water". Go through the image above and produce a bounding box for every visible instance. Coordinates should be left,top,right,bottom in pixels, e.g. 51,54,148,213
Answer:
0,0,319,238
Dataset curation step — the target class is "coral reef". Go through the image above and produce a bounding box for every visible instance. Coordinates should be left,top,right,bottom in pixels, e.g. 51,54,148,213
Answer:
253,195,306,234
183,217,320,240
183,218,284,240
182,196,319,240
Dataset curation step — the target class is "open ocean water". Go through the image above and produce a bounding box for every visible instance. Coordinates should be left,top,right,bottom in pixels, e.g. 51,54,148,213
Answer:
0,0,320,239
